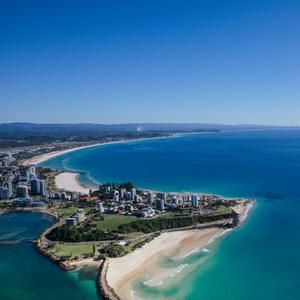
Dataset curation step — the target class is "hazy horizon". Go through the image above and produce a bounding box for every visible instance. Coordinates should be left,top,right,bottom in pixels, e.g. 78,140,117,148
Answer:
0,121,297,127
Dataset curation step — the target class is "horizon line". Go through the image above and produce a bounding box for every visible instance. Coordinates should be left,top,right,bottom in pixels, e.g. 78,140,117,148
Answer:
0,122,299,128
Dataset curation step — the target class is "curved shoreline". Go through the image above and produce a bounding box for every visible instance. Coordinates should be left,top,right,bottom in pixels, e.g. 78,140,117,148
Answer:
24,135,177,166
55,171,93,194
99,201,254,300
98,260,121,300
27,132,252,198
23,128,292,168
29,199,254,300
19,133,257,299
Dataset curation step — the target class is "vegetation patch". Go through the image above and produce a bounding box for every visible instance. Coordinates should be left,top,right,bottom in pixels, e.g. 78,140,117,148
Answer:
116,213,233,234
47,243,95,261
46,206,78,218
96,215,137,231
47,223,119,242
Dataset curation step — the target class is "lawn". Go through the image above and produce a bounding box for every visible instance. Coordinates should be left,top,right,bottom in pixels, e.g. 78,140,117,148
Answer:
47,206,78,218
48,243,94,259
46,206,94,218
212,205,232,215
96,215,137,231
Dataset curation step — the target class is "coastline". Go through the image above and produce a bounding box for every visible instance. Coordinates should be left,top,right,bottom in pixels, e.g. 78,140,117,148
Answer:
106,228,224,300
23,135,176,166
28,199,254,300
0,207,59,220
101,201,254,300
22,135,177,195
2,129,298,300
35,237,102,271
18,133,256,300
22,134,184,195
55,172,93,194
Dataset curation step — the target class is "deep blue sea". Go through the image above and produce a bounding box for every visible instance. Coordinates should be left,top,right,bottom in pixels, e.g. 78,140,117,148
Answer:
2,129,299,299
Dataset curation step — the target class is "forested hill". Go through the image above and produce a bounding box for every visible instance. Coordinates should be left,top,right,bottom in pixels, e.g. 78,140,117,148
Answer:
0,122,289,148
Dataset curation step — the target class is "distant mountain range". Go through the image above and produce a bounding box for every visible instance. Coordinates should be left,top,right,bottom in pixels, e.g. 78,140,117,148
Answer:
0,123,296,148
0,122,291,137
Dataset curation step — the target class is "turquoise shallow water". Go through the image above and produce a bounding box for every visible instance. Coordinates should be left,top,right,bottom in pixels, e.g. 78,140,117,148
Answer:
2,130,300,299
0,212,99,300
41,130,300,299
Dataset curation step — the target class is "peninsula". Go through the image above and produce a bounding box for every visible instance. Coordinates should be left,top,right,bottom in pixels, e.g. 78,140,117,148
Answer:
0,137,254,300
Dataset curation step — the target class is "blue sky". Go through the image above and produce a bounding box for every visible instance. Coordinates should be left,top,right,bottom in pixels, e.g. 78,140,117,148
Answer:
0,0,299,125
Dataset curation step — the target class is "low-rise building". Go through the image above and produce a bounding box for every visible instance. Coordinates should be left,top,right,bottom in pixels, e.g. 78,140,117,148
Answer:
96,201,105,213
75,209,86,222
139,207,156,218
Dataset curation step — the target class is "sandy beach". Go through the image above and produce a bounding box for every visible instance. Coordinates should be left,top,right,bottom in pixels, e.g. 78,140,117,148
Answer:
68,257,102,268
23,143,108,166
55,172,92,194
21,134,255,300
104,201,254,300
22,136,175,195
23,135,175,167
106,228,225,300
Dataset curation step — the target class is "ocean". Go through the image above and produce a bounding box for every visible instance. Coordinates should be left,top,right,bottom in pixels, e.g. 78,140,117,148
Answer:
0,212,99,300
1,129,299,299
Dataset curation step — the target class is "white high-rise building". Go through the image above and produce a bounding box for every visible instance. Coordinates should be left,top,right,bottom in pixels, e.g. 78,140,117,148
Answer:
29,165,36,177
178,198,184,206
161,193,167,202
147,192,154,205
126,191,131,200
31,179,40,195
156,199,164,210
5,183,12,198
131,188,136,200
172,196,178,205
0,187,10,200
191,194,199,208
120,188,126,199
16,185,29,198
39,180,47,197
113,190,120,202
